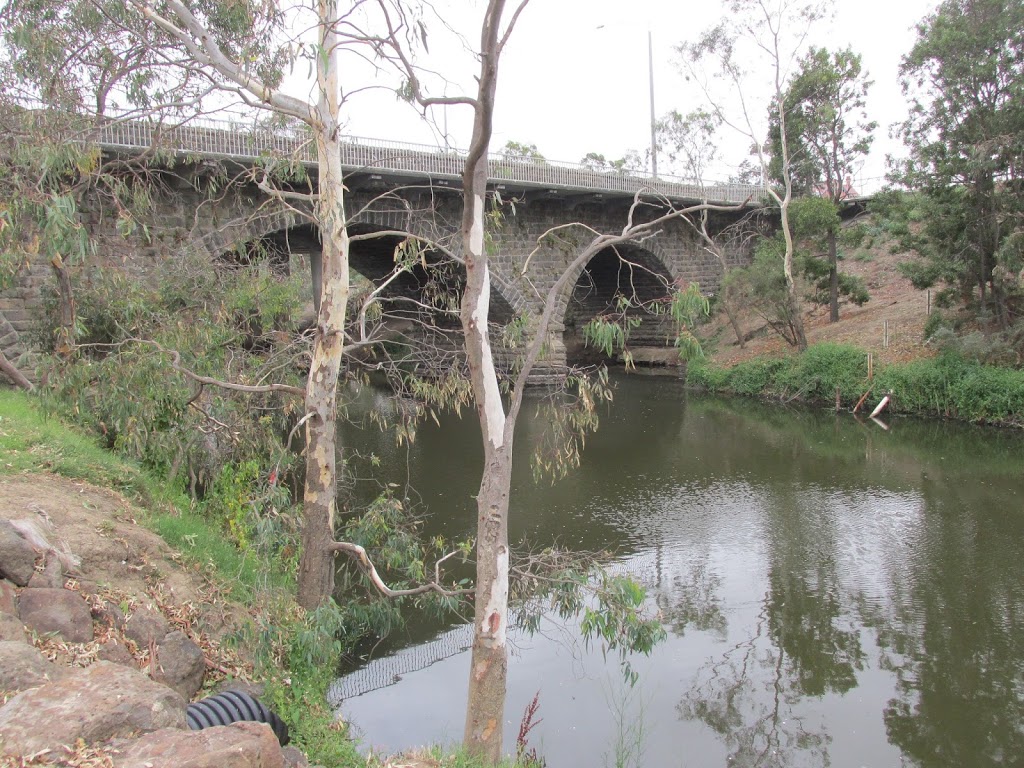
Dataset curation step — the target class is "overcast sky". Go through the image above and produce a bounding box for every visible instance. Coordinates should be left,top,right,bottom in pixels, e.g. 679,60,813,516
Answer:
329,0,940,187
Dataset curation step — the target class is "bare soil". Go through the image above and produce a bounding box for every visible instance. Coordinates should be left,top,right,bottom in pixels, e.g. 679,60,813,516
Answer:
704,243,934,368
2,476,199,602
0,473,246,679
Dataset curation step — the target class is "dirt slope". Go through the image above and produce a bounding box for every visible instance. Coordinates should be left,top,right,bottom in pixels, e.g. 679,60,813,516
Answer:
705,242,933,368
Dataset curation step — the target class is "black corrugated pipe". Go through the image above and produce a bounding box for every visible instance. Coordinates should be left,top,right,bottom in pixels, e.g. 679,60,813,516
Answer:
186,689,290,745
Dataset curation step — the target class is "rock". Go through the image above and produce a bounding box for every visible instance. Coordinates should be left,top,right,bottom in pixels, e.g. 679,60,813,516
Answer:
98,639,136,666
0,640,67,692
0,520,36,586
0,661,186,756
217,680,266,699
93,598,127,631
0,612,26,642
26,549,64,589
153,630,206,700
0,579,16,615
282,745,309,768
125,606,169,647
113,722,284,768
17,587,94,643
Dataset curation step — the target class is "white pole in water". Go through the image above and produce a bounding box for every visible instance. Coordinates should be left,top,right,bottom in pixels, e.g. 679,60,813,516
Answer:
869,394,891,419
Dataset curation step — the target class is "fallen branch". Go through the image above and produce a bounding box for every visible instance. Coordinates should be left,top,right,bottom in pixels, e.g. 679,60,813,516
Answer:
125,338,305,398
0,349,34,391
329,541,472,598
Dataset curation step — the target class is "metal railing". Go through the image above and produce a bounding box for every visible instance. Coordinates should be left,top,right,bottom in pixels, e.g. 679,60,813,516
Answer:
92,111,766,205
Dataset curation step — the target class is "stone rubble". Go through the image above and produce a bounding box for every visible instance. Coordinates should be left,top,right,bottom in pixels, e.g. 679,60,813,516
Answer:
0,511,307,767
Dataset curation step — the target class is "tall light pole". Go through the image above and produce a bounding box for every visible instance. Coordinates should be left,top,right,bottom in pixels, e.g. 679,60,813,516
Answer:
649,30,657,178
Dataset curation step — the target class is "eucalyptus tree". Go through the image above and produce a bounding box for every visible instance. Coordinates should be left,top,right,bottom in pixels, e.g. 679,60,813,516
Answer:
656,107,757,348
678,0,832,351
769,46,876,322
112,0,372,609
894,0,1024,329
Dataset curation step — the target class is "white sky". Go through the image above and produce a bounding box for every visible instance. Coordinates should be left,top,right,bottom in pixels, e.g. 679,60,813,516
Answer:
329,0,939,188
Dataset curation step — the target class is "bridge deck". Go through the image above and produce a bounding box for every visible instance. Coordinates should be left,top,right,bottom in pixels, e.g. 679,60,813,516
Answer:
95,115,765,205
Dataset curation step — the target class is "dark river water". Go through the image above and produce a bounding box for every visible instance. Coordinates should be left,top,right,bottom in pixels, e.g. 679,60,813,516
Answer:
328,373,1024,768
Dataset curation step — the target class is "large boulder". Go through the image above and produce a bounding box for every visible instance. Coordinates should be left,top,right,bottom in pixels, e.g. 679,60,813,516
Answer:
113,722,284,768
0,521,35,586
17,587,94,643
98,639,136,666
93,598,127,632
0,641,67,692
26,549,64,589
152,630,206,700
0,661,186,756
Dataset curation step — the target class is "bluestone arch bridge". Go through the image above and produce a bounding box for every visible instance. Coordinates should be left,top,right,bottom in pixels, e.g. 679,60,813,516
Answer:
0,114,766,379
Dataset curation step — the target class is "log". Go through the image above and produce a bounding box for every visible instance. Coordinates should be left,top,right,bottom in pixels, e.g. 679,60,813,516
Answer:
0,349,33,391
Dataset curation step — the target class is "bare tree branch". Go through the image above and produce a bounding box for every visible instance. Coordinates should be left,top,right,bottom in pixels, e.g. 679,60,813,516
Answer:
329,541,472,598
124,338,305,397
127,0,315,124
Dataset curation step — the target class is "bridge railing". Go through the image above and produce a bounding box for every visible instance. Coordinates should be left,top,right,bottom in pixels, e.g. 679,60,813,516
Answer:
90,109,766,204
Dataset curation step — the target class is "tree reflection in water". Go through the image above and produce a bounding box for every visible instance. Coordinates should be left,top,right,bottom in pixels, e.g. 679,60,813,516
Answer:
863,474,1024,768
656,557,728,640
679,595,831,768
677,477,865,767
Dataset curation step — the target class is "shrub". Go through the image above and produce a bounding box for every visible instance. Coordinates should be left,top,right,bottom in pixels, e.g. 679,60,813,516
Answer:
774,343,868,404
40,255,307,496
723,357,789,397
922,310,949,341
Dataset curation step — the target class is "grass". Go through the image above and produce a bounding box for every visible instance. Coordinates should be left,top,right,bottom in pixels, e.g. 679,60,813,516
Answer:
0,388,154,496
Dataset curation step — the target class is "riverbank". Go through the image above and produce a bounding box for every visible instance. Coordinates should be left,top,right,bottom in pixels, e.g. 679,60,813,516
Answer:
688,344,1024,427
692,230,1023,427
0,391,522,768
702,227,932,369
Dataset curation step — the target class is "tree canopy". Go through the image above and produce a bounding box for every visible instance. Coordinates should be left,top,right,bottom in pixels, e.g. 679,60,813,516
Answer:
893,0,1024,327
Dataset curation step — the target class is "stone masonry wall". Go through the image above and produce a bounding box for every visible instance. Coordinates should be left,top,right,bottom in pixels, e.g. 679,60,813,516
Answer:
0,166,754,382
0,256,51,378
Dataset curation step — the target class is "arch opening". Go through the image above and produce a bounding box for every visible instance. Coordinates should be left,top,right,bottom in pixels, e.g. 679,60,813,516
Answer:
563,244,679,368
216,221,519,379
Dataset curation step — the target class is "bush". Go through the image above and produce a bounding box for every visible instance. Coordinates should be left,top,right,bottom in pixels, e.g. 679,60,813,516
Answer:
774,343,868,404
686,359,729,390
40,255,307,496
723,357,789,397
923,310,950,341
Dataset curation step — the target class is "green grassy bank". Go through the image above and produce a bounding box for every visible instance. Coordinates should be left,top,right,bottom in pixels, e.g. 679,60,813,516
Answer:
0,389,528,768
688,343,1024,427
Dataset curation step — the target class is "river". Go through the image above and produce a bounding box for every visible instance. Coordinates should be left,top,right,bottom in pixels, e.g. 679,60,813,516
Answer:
329,373,1024,768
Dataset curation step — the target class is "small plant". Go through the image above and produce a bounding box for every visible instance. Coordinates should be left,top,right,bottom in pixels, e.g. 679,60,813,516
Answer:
516,691,545,768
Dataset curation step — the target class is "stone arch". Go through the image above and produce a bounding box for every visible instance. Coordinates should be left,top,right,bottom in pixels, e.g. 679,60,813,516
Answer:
555,241,680,366
202,196,527,326
192,205,307,264
346,198,529,320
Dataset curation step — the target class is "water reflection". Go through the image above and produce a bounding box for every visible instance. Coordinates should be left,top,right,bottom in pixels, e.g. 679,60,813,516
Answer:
335,375,1024,767
870,474,1024,767
678,598,833,768
656,556,727,640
